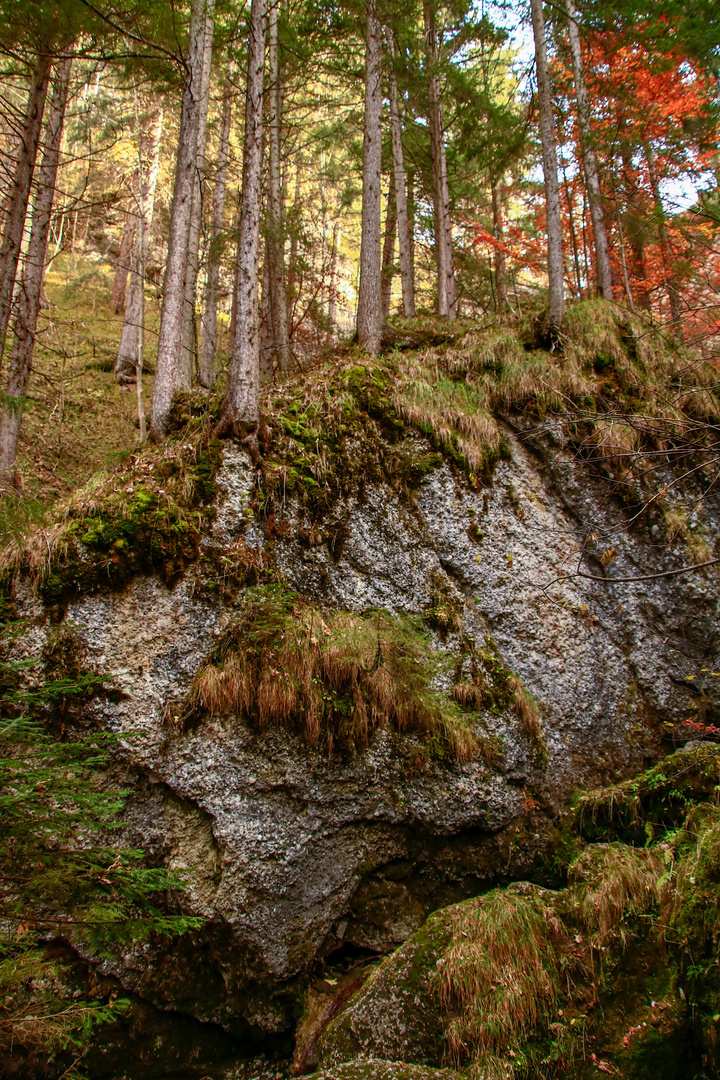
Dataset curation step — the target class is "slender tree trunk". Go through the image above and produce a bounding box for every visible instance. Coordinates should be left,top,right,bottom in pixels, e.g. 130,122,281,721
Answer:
491,180,508,311
423,1,456,320
328,220,341,335
611,172,635,312
217,0,266,438
530,0,564,330
406,167,416,290
199,60,235,389
181,12,215,382
259,247,273,380
562,166,583,295
565,0,613,301
150,0,216,440
111,216,136,313
0,54,52,366
644,140,682,327
0,59,71,485
115,102,163,382
267,0,290,371
356,0,383,354
387,39,415,317
381,173,397,319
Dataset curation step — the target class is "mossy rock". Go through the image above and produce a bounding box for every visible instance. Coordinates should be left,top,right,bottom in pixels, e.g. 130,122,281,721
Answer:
317,907,455,1068
313,1061,461,1080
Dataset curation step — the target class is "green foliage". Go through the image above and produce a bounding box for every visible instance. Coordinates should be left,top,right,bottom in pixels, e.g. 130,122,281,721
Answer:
0,612,203,1073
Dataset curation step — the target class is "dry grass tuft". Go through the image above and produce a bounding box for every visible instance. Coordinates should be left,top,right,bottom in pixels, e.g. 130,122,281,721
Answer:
434,890,565,1078
191,585,479,759
568,843,662,946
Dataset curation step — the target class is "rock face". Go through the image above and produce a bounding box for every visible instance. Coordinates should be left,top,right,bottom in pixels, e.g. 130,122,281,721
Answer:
43,424,719,1038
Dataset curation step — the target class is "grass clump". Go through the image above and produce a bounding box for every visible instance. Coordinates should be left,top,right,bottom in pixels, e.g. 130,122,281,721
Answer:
188,584,480,760
568,843,662,947
433,890,567,1080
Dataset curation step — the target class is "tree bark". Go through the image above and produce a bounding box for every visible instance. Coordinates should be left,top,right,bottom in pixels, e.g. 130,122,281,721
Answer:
356,0,383,355
387,38,416,318
0,53,52,367
181,12,215,383
267,0,290,371
491,180,508,311
0,58,71,486
530,0,565,330
111,215,136,313
150,0,216,440
115,101,163,382
565,0,613,300
406,166,416,289
423,1,456,320
217,0,266,438
381,173,397,319
199,60,235,389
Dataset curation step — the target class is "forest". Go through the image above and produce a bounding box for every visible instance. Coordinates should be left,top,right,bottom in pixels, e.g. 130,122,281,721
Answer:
0,0,720,1077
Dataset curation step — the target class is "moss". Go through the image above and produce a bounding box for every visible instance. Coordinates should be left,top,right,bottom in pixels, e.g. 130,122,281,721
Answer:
424,570,463,639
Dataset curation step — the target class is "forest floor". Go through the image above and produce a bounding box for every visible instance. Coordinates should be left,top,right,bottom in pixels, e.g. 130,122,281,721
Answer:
5,254,158,527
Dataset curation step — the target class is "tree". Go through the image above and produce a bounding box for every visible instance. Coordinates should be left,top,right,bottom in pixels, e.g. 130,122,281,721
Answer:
0,55,52,365
563,0,613,301
180,10,215,382
267,0,291,371
387,31,416,318
199,58,236,390
530,0,565,330
217,0,267,438
423,0,457,319
356,0,383,355
114,96,163,386
0,58,72,487
150,0,216,441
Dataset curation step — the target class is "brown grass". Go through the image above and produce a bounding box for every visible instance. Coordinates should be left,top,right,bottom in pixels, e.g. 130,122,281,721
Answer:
568,843,662,946
434,890,565,1078
191,585,479,759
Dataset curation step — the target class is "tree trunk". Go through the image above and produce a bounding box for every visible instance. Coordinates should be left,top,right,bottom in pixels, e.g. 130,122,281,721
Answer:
356,0,383,355
267,0,290,372
217,0,266,438
423,1,456,320
530,0,565,330
387,39,416,318
406,166,416,289
644,140,682,328
328,219,341,334
0,58,71,486
150,0,216,440
491,180,508,311
381,173,397,319
181,12,215,383
115,101,164,382
199,60,235,389
111,215,136,313
0,53,52,367
565,0,613,300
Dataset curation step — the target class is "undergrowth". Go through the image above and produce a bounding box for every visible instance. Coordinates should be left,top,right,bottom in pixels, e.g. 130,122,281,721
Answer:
429,744,720,1079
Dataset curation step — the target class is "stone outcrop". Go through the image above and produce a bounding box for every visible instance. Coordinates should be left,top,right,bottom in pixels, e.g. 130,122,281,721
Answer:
20,411,720,1043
